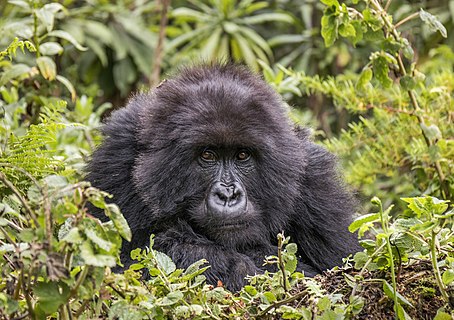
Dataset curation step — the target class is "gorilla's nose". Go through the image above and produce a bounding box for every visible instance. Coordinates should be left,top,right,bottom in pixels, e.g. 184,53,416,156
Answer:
207,182,247,215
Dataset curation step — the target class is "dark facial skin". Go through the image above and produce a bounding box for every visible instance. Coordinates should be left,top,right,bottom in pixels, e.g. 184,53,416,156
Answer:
192,146,266,249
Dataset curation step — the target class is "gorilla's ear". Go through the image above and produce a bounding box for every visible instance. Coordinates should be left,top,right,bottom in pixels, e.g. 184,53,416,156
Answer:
293,126,313,141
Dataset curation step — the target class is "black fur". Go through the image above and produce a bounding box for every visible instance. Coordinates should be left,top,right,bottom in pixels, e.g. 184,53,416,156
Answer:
86,64,360,291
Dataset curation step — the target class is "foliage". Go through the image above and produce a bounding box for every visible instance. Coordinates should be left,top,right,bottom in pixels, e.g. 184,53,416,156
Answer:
167,0,293,70
263,0,453,209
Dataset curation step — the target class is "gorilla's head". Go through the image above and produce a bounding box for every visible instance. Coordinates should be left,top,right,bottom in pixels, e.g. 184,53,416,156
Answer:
131,64,306,249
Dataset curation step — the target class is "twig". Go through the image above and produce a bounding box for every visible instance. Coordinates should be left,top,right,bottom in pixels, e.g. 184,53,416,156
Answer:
395,12,420,29
0,172,39,225
369,0,451,200
277,234,289,293
150,0,171,87
257,289,308,317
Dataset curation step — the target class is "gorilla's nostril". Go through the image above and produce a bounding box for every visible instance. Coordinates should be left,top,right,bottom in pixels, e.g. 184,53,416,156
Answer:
207,182,247,215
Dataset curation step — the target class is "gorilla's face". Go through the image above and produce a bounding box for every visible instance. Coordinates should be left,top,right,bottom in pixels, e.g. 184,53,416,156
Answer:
132,66,306,248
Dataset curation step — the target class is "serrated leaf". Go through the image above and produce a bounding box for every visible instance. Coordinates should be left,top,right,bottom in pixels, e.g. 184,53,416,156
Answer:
155,251,176,275
183,259,208,276
321,12,338,47
372,55,392,88
36,56,57,80
339,22,356,38
420,9,447,38
286,243,298,255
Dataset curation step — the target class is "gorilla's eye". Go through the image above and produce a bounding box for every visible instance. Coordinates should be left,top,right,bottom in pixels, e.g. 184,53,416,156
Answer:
236,151,251,161
201,150,216,162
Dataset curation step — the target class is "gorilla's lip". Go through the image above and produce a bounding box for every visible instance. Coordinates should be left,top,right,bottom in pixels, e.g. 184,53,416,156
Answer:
213,219,250,230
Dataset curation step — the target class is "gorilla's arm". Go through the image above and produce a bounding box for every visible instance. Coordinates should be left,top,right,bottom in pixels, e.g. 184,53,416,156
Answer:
153,220,261,291
86,101,151,230
289,139,360,272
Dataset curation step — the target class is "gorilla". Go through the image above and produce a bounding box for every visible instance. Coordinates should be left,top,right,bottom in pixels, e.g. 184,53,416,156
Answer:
86,63,359,291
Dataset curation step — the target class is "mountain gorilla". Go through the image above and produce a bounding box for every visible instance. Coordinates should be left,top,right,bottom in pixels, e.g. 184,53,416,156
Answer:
86,63,359,291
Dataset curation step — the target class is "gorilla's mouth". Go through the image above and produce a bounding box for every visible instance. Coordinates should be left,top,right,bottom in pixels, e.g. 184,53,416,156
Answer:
215,220,249,231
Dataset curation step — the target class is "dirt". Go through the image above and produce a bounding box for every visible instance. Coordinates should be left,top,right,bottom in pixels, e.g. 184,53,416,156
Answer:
288,260,453,319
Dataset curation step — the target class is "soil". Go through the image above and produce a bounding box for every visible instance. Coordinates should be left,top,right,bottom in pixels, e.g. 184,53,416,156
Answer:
292,260,453,319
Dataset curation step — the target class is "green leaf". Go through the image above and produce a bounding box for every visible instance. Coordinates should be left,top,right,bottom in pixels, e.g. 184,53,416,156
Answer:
85,228,113,251
244,285,257,296
183,259,208,277
339,23,356,38
56,75,76,101
104,204,131,242
356,68,373,90
442,269,454,285
242,13,293,24
155,251,176,275
262,291,277,303
420,123,442,141
61,227,82,243
382,281,413,307
39,42,63,55
201,27,222,59
47,30,88,51
400,75,416,91
349,212,380,232
372,55,392,88
419,9,447,38
157,291,184,306
434,310,454,320
36,56,57,80
80,242,116,267
34,281,70,314
363,8,383,31
286,243,298,255
0,63,31,86
321,10,338,47
395,302,412,320
320,0,339,5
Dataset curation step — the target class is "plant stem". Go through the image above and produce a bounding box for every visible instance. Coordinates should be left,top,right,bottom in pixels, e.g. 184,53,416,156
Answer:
378,201,399,320
395,12,420,29
150,0,171,87
430,231,450,304
370,0,451,200
277,235,289,293
0,172,39,225
32,2,40,58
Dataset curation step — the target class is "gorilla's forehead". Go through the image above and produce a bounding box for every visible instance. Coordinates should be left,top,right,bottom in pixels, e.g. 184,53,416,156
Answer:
139,64,294,149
